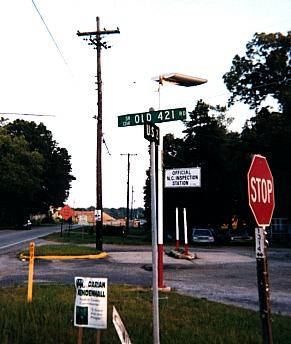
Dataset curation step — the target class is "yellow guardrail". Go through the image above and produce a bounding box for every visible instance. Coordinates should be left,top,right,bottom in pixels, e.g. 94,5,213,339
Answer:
25,241,107,302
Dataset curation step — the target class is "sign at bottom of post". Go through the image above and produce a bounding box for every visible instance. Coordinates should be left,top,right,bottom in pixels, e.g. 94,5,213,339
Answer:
255,228,266,259
74,277,108,329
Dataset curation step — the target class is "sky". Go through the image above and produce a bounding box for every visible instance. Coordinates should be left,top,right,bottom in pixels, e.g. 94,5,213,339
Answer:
0,0,290,209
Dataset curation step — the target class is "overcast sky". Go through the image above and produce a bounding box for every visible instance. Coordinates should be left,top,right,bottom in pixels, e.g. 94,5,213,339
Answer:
0,0,290,209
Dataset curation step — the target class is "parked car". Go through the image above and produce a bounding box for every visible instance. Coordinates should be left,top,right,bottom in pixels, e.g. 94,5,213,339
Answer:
192,228,215,244
225,229,253,243
15,219,32,230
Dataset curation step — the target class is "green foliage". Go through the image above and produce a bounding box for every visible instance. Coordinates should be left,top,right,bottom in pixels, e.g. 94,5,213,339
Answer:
0,120,75,226
6,120,75,209
161,100,243,231
0,285,290,343
223,31,291,115
0,127,44,226
241,108,291,218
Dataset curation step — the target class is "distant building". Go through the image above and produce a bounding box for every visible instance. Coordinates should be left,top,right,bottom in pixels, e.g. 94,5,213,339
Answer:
51,207,142,227
74,210,127,226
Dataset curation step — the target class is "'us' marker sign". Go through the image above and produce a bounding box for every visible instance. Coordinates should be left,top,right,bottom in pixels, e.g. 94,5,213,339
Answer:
247,155,275,227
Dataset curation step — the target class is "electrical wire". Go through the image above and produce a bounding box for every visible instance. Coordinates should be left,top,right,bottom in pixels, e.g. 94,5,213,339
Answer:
0,112,55,117
31,0,71,73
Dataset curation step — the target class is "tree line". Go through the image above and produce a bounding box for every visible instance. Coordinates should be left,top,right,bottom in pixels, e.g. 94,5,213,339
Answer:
144,31,291,233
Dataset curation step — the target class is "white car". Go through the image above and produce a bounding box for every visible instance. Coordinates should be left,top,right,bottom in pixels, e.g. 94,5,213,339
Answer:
192,228,215,244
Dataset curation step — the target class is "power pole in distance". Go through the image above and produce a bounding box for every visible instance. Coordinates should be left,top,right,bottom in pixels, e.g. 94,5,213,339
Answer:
77,17,120,251
121,153,137,232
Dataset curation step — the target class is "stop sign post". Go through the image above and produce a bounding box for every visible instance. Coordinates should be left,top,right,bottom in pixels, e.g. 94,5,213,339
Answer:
248,154,274,344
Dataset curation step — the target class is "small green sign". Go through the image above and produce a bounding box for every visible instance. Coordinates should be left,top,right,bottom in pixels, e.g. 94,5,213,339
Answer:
118,107,186,127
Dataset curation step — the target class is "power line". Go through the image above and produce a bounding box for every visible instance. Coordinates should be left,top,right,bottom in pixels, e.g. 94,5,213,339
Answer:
31,0,71,72
0,112,55,117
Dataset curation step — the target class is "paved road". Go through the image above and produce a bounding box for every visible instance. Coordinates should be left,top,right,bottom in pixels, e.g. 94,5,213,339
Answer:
0,226,62,251
0,234,290,316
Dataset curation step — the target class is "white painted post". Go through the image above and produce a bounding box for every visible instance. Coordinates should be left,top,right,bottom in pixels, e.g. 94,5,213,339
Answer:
175,207,179,250
183,208,189,255
150,141,160,344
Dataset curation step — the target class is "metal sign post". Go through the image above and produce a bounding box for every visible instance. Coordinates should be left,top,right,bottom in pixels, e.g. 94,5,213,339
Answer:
150,140,160,344
255,227,273,344
248,155,275,344
144,123,160,344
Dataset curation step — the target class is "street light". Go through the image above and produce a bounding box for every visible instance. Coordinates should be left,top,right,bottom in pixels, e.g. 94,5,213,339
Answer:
152,73,207,87
153,72,207,289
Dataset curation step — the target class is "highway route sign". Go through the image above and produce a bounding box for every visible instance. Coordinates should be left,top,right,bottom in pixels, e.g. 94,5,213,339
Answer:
144,122,160,144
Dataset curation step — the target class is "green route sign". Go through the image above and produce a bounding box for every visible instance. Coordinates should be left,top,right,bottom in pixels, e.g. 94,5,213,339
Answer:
118,107,186,127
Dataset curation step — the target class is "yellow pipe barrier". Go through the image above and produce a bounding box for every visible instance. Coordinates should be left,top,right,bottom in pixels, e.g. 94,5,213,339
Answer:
20,252,108,261
27,242,35,302
23,242,107,303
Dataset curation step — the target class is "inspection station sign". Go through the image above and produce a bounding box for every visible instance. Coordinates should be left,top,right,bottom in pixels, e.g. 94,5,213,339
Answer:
165,167,201,188
118,107,186,127
74,277,108,329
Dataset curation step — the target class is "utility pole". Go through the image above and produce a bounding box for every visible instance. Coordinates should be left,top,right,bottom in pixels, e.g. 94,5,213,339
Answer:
130,185,134,221
77,17,120,251
121,153,137,232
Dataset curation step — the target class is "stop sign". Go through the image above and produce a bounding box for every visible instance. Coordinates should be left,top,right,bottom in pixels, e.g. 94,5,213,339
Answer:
247,155,275,227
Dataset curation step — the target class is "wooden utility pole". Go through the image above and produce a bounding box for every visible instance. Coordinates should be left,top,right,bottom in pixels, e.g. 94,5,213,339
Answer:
121,153,137,232
77,17,120,251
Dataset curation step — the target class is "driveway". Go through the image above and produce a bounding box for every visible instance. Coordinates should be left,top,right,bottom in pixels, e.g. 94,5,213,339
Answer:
0,241,290,316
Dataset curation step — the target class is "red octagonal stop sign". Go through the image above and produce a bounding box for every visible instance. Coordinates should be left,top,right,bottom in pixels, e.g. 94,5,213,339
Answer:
247,155,275,227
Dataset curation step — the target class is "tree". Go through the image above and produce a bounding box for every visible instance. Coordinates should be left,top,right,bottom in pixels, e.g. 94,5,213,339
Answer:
224,31,291,220
241,108,291,218
223,32,291,115
6,120,75,211
0,120,75,225
161,101,238,232
0,127,44,226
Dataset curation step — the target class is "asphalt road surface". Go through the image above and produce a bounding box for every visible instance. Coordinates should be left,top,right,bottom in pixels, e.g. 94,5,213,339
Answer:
0,231,290,316
0,225,62,251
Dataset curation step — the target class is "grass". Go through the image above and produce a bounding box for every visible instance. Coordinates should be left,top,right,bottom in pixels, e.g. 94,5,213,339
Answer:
43,226,151,246
19,226,150,258
0,284,290,344
20,244,101,257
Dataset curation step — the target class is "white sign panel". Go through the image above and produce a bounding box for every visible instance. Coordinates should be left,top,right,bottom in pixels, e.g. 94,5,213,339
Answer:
78,215,88,225
255,228,266,259
112,306,132,344
165,167,201,188
95,209,102,222
74,277,107,329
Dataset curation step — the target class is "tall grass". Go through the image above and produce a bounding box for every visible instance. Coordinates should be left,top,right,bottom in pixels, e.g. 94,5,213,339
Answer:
0,284,290,344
